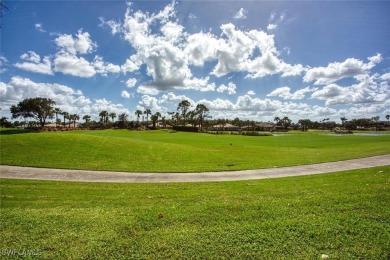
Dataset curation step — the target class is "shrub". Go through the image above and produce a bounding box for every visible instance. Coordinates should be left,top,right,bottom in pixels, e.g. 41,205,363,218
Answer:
241,131,272,136
334,127,353,134
172,126,199,132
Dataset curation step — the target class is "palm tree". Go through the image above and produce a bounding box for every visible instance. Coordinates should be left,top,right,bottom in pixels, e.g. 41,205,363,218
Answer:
53,108,62,127
232,117,240,126
118,113,128,121
340,117,348,127
69,114,79,128
135,110,142,123
109,112,117,123
144,109,151,129
371,116,380,131
386,115,390,126
274,117,281,127
83,115,91,123
298,119,311,131
99,111,109,123
118,113,128,128
68,114,74,128
161,116,166,128
151,112,161,129
61,112,69,127
282,116,291,131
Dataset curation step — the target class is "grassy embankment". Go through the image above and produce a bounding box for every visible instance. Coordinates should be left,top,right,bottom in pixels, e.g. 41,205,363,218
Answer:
1,129,389,172
1,167,389,259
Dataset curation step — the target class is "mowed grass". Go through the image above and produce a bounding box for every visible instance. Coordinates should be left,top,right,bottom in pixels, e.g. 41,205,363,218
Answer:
1,129,390,172
1,167,389,259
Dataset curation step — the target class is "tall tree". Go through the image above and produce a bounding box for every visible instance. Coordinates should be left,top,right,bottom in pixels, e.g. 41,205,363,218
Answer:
282,116,292,130
118,113,128,128
0,117,12,127
53,108,62,127
232,117,241,128
298,119,311,131
99,111,109,123
340,117,348,127
167,112,176,125
274,117,281,126
174,112,180,125
68,114,74,128
161,116,166,128
151,112,161,129
61,112,69,127
135,110,142,123
71,114,79,128
83,115,91,123
187,110,197,127
371,116,380,131
194,104,209,131
10,98,55,127
177,100,191,125
109,112,117,123
144,109,151,128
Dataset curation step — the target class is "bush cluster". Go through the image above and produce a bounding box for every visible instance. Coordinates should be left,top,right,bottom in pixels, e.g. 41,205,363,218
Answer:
172,126,199,132
241,131,272,136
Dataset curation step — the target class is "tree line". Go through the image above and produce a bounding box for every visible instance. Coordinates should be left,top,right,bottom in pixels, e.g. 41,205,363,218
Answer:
2,97,390,131
4,97,211,131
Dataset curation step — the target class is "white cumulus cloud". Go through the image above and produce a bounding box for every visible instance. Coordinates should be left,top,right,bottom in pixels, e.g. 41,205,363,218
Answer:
93,56,121,76
138,95,165,111
267,24,277,30
216,82,237,95
267,86,315,100
0,55,9,73
55,29,97,55
126,78,137,88
234,8,247,20
35,23,46,33
311,74,389,106
100,2,305,94
51,30,121,78
380,72,390,81
159,92,194,105
137,85,160,96
304,54,382,85
121,90,131,99
0,76,91,111
14,51,53,75
54,52,96,78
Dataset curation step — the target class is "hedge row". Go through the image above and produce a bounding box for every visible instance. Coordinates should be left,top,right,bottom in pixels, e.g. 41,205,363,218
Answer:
172,126,199,132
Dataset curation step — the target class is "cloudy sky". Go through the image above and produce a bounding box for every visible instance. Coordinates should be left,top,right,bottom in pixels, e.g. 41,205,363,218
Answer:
1,0,389,122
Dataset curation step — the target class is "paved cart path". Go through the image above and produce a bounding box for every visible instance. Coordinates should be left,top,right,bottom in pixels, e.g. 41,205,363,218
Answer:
0,154,389,183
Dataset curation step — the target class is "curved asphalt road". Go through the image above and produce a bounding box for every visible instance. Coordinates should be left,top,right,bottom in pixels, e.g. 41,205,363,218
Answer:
0,154,389,183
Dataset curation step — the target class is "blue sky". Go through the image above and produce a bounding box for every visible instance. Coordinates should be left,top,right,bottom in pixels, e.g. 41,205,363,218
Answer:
1,0,389,122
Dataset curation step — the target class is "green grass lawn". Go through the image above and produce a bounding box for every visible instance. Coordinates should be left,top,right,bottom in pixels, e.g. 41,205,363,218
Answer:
1,166,389,259
1,129,390,172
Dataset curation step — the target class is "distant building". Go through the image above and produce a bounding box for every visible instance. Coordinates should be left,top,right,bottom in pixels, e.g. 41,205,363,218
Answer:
208,123,239,131
256,122,274,131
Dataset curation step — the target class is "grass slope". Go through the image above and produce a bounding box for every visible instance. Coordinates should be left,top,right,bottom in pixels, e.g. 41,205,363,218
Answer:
1,167,389,259
1,129,390,172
